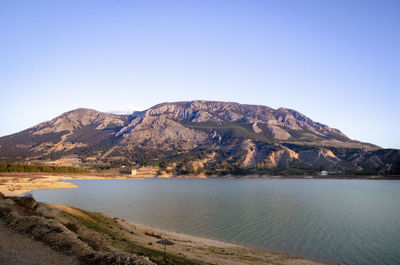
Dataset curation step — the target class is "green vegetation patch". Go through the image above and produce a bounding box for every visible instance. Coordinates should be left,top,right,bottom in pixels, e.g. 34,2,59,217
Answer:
0,163,89,173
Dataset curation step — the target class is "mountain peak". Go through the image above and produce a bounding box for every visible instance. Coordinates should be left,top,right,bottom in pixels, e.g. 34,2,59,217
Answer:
1,100,396,176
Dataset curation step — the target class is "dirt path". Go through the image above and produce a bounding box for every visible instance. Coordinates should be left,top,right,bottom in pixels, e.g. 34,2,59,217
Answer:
0,222,79,265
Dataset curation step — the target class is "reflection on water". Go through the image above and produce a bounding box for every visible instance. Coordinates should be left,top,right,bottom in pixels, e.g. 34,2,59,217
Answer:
32,178,400,265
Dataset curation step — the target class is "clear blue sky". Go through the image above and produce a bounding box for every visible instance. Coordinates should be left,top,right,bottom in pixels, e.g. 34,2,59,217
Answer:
0,0,399,149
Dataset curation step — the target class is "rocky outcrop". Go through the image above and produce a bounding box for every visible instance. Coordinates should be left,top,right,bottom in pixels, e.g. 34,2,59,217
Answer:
32,108,126,135
119,115,208,151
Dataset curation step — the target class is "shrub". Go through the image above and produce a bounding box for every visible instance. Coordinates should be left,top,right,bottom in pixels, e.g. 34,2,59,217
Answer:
64,222,79,233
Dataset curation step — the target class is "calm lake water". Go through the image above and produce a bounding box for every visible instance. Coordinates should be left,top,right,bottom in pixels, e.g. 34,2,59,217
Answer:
31,178,400,265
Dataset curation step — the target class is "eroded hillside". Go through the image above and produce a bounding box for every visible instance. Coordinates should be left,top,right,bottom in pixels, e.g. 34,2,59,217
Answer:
0,101,398,176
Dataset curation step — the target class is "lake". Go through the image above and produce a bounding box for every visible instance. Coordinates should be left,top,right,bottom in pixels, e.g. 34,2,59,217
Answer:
31,178,400,265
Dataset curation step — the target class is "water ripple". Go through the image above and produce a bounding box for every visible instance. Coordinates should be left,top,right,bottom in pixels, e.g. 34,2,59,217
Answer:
32,178,400,265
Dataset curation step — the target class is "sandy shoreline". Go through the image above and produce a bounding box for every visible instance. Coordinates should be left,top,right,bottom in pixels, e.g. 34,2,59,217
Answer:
0,173,143,196
0,193,329,265
47,202,328,265
115,219,328,265
0,173,333,264
1,172,394,264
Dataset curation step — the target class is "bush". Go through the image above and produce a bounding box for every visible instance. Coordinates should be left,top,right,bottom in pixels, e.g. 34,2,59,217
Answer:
64,222,79,233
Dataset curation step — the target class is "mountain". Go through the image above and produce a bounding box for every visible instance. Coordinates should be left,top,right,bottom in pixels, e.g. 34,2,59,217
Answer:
0,101,399,176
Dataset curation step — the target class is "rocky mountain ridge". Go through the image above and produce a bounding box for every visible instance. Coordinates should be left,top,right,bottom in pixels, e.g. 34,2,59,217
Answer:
0,101,398,176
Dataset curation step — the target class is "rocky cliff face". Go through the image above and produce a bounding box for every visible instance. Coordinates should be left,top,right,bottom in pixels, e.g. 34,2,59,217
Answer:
0,101,398,176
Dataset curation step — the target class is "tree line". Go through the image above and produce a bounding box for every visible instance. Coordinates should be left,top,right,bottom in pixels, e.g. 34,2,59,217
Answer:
0,163,89,173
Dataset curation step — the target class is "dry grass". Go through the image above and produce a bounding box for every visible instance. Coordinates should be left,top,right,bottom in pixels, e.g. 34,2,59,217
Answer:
144,230,162,239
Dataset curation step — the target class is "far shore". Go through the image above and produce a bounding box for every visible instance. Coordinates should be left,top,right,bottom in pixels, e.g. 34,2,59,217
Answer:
0,171,398,196
0,172,143,196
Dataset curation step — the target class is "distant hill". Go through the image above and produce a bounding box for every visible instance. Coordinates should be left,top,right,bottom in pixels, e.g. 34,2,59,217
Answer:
0,100,399,176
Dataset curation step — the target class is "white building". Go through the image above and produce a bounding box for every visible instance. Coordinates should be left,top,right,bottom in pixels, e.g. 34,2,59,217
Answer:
320,170,328,176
